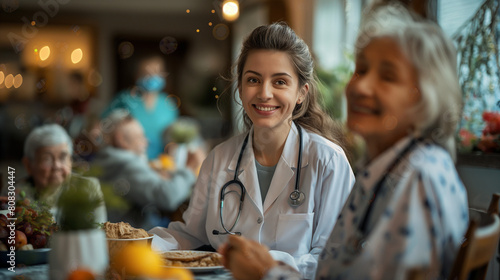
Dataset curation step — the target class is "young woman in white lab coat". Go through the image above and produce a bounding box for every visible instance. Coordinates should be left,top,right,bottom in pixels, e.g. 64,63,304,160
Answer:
149,22,355,279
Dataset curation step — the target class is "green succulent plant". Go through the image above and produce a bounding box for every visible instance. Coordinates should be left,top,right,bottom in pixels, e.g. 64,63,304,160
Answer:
56,178,103,231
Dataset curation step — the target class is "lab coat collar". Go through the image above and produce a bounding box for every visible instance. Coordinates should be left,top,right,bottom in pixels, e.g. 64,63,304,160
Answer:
227,127,263,213
227,124,309,171
226,124,309,213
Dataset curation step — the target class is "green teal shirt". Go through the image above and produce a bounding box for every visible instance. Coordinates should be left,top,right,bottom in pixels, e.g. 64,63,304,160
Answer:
255,160,277,203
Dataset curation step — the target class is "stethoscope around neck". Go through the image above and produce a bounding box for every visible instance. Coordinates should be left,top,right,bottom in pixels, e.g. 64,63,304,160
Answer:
212,122,305,235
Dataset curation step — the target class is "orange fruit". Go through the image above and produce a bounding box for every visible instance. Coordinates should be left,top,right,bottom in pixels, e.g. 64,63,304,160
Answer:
66,269,95,280
111,243,164,277
159,267,194,280
159,154,176,170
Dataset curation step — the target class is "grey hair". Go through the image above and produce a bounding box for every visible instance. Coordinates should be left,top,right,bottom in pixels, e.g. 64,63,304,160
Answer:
100,109,134,146
356,3,462,160
103,109,132,130
24,124,73,160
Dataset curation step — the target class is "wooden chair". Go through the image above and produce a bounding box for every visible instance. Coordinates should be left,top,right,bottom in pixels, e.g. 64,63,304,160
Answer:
448,193,500,280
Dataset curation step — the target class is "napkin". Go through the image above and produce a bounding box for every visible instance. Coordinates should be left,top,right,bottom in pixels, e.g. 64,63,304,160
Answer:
268,250,299,271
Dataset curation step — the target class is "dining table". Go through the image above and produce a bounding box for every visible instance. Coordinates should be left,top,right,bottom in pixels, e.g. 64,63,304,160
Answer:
0,264,235,279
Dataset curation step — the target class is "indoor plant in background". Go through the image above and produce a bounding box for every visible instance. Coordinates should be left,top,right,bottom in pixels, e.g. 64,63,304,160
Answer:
458,111,500,153
316,53,366,167
164,117,201,168
49,179,108,280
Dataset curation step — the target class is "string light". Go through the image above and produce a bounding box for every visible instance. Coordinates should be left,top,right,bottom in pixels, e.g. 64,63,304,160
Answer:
222,0,239,21
71,48,83,64
13,74,23,88
39,46,50,61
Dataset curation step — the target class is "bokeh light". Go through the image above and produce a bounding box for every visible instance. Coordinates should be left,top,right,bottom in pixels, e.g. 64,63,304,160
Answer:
2,0,19,13
13,74,23,88
114,179,131,196
159,37,178,55
211,9,215,14
39,46,51,61
222,0,239,21
71,48,83,64
76,140,92,156
118,41,134,59
212,87,217,91
15,114,27,130
4,74,14,89
196,29,200,33
31,21,35,26
208,22,213,26
186,9,190,13
213,23,230,40
71,25,81,35
0,71,4,85
88,69,103,87
36,79,47,91
166,94,181,109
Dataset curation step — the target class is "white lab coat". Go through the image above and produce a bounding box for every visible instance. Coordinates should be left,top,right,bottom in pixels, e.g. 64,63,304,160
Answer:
150,125,355,279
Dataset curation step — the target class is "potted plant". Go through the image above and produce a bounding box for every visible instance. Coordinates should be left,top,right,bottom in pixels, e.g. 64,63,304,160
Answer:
48,177,108,280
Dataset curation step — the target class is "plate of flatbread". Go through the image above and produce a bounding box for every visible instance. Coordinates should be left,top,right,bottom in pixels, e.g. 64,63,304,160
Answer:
162,250,224,272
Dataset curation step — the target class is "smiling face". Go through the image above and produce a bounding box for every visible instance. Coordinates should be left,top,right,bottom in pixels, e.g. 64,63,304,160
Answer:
346,37,421,158
23,143,72,189
239,50,307,135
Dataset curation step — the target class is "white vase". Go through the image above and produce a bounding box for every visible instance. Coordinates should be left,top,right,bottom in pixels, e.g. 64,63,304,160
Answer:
49,229,109,280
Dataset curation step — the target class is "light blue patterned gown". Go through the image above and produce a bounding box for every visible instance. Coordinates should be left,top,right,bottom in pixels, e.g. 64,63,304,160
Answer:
264,137,469,280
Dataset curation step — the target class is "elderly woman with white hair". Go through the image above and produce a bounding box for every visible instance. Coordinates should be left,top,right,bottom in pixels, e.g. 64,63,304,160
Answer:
21,123,107,224
219,3,469,280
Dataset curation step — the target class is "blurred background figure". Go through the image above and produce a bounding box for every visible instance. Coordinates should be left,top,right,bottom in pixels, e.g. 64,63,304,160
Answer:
20,124,107,224
66,71,92,139
102,55,179,160
93,109,205,230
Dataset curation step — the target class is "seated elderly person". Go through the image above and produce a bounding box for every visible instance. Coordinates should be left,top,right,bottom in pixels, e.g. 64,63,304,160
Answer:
93,110,205,230
21,124,107,224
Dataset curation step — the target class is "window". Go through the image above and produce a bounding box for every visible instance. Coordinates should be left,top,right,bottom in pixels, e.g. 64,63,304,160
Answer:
439,0,500,153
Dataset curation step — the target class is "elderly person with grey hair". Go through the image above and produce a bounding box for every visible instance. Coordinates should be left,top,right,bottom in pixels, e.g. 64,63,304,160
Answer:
93,109,205,230
220,3,469,280
21,123,107,224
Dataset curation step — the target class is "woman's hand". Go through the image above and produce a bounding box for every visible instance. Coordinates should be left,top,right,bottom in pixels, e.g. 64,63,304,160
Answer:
218,235,278,280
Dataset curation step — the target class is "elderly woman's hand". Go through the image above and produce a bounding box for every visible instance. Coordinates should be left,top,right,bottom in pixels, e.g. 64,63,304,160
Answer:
218,235,278,280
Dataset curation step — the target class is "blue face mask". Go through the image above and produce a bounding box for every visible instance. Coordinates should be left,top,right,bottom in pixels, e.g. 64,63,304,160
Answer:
136,75,166,92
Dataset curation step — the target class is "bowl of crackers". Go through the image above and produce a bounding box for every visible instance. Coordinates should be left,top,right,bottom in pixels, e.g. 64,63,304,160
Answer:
103,221,153,262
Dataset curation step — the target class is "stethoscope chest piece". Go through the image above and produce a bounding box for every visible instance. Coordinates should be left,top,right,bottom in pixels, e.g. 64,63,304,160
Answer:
288,190,305,207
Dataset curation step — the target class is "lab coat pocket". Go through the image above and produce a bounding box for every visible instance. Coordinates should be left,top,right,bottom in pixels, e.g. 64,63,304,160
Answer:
276,213,314,256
